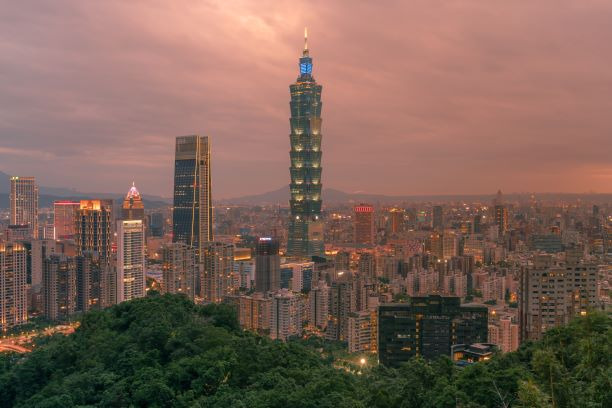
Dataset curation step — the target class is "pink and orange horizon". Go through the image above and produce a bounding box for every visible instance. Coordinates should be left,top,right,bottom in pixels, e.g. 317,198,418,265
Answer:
1,1,611,198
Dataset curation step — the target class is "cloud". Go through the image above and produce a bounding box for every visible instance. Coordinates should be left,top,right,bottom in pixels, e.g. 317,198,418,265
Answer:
0,0,611,197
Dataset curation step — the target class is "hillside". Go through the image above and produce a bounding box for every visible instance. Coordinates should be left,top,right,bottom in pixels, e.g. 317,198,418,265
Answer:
0,294,609,407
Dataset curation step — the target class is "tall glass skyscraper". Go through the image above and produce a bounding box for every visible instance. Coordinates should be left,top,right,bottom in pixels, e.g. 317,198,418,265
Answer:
287,30,324,257
172,135,213,258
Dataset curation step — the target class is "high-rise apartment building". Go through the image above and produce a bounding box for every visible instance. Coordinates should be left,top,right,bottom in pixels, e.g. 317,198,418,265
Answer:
75,200,113,263
10,176,39,239
348,309,378,353
255,238,280,293
162,243,197,300
0,243,28,332
43,254,77,321
335,251,350,272
270,289,302,341
309,280,329,330
378,296,488,366
202,242,234,303
76,251,103,312
326,273,357,341
495,205,508,236
354,204,375,246
287,31,324,257
172,135,213,257
53,201,80,239
121,183,145,221
116,219,146,303
519,251,598,342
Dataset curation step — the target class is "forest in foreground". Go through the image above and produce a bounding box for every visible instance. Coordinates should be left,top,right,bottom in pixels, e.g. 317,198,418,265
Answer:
0,293,610,407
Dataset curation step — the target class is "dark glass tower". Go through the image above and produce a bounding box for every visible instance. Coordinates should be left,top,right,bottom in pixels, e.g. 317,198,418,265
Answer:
287,30,324,257
172,135,213,258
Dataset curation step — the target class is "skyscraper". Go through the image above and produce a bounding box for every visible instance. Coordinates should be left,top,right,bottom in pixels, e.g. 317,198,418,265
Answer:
287,30,324,257
0,243,28,332
172,135,213,257
75,200,113,264
53,201,80,239
10,176,39,239
117,219,146,303
121,182,145,221
354,204,375,246
255,237,280,293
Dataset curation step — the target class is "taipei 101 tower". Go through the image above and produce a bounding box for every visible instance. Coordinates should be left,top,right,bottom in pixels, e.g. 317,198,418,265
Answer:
287,29,324,257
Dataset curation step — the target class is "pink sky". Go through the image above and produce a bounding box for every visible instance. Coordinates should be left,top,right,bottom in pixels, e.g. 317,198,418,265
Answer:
1,0,611,198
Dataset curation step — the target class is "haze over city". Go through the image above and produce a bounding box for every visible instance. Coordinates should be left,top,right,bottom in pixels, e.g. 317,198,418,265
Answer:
1,0,612,198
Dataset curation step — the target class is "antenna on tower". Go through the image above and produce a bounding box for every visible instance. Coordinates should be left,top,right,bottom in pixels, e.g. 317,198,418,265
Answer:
303,27,309,55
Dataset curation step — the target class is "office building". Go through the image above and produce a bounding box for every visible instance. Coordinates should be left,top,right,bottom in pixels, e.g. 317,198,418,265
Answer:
121,182,145,221
0,243,28,332
43,254,77,321
432,205,443,230
287,31,325,257
53,201,80,239
149,212,164,237
162,243,197,300
389,208,405,234
75,200,113,263
172,135,213,257
354,204,375,246
519,251,598,342
255,237,280,293
117,219,146,303
202,241,234,303
378,296,488,366
270,289,302,341
9,176,39,239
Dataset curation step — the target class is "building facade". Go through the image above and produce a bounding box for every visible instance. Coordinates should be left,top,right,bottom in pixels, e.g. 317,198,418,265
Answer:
121,183,145,221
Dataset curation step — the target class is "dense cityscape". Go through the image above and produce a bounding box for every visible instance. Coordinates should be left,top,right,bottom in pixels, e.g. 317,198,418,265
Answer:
1,5,611,407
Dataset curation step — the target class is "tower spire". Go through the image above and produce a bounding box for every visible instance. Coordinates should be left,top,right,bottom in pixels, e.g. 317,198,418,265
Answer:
303,27,308,56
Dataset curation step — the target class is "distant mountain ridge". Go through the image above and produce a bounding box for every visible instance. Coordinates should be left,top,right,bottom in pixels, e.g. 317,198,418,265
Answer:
220,185,612,205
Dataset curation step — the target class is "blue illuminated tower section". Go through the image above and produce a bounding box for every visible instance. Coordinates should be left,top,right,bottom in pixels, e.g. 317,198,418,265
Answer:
287,30,324,257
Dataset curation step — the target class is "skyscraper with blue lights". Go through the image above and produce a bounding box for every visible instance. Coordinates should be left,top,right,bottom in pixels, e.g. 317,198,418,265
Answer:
287,30,324,257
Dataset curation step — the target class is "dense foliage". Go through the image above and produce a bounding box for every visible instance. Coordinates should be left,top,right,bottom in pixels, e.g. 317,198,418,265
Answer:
0,293,609,407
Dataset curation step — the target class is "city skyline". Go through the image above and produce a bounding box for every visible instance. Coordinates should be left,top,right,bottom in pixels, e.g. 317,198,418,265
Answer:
1,2,612,198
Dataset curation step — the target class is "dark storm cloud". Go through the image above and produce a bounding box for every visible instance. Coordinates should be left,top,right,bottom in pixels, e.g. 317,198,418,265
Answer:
1,0,611,197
